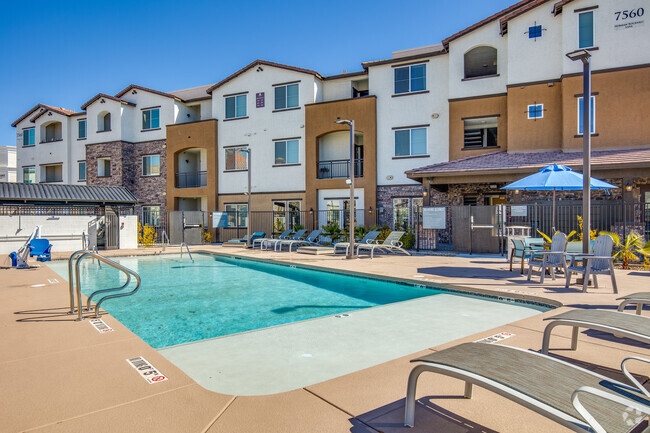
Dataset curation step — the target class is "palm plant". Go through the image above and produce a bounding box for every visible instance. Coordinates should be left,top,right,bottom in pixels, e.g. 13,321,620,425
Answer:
601,230,647,269
321,221,342,244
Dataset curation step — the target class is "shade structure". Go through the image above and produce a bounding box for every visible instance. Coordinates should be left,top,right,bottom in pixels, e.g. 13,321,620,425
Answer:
501,164,617,229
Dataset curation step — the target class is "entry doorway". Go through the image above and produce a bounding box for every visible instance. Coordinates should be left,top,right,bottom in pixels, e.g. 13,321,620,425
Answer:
484,194,506,205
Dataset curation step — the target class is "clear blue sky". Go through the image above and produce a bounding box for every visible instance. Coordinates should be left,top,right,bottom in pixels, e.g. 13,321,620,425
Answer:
0,0,517,147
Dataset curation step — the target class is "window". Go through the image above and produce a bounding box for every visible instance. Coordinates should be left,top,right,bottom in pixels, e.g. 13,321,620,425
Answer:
528,25,542,38
464,46,498,79
394,63,426,94
274,83,299,110
225,203,248,227
273,201,301,232
22,128,35,146
577,96,596,134
78,119,86,139
23,166,35,183
527,104,544,119
393,197,422,231
274,139,299,164
43,164,62,182
326,200,341,225
142,155,160,176
98,158,111,177
464,117,498,148
225,147,248,170
578,11,594,48
142,108,160,130
463,195,478,206
78,162,86,181
98,112,111,132
43,122,62,142
394,127,427,156
142,206,161,227
225,94,247,119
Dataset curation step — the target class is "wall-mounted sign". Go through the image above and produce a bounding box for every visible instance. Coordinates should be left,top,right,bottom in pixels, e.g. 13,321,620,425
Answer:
510,206,527,217
422,207,446,230
256,92,265,108
614,8,645,30
212,212,229,228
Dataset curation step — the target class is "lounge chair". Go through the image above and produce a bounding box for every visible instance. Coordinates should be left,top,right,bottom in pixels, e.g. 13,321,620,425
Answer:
333,231,380,256
405,342,650,432
266,229,307,251
29,239,52,262
279,229,323,252
252,229,292,249
509,238,544,273
527,232,567,283
618,292,650,315
565,234,618,293
357,231,410,258
226,232,265,244
541,309,650,354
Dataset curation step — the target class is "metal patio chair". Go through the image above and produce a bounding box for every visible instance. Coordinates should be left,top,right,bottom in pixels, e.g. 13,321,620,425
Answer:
565,234,617,293
527,232,567,283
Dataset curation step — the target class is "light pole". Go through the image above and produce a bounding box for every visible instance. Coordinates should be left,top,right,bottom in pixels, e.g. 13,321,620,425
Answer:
240,148,251,248
566,49,592,255
335,118,355,259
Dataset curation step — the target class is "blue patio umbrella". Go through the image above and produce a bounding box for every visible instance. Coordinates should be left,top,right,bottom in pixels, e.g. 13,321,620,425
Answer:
501,164,617,229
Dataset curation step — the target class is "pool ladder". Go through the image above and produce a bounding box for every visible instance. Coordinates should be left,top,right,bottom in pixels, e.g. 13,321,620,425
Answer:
180,242,193,261
67,250,141,321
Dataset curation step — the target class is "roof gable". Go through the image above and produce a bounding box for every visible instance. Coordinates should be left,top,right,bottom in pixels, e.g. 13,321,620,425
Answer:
80,93,136,110
12,104,79,127
115,84,183,102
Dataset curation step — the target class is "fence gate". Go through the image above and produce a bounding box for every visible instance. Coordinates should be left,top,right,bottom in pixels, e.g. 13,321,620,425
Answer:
450,205,503,254
104,206,119,250
168,211,205,245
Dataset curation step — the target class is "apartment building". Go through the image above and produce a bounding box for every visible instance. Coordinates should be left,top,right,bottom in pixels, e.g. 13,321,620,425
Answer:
0,146,16,182
12,0,650,232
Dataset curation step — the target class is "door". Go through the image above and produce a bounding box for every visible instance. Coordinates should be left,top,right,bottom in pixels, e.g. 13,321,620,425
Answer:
183,211,205,245
104,206,119,250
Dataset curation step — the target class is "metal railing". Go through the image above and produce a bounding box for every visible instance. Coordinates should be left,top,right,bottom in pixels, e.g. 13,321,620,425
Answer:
180,242,193,261
176,171,207,188
317,159,363,179
71,251,141,320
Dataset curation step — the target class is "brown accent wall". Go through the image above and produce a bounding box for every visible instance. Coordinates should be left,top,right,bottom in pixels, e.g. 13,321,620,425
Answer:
449,95,507,161
304,96,377,212
507,82,563,153
165,119,218,213
561,67,650,151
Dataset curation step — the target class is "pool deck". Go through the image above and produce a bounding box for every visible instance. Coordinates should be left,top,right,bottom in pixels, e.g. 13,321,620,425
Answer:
1,246,648,432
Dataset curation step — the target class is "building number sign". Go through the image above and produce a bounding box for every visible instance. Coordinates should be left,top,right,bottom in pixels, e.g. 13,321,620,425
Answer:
614,8,645,30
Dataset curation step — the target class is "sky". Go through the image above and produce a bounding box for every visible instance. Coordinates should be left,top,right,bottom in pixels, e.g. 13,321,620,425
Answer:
0,0,518,147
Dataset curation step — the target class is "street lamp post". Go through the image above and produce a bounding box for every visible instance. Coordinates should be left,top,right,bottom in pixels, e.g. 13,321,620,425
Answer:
335,118,355,259
240,148,251,248
566,49,592,255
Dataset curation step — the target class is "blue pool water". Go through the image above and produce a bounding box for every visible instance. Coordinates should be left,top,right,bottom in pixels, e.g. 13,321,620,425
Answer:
48,253,449,348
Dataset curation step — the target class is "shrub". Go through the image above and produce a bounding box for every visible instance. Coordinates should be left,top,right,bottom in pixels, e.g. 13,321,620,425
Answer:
138,222,157,246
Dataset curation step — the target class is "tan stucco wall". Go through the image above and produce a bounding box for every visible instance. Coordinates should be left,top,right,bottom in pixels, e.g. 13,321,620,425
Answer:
449,95,508,161
304,96,377,212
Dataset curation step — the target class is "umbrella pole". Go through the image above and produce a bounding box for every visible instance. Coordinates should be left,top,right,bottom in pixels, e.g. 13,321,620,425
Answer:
552,188,556,233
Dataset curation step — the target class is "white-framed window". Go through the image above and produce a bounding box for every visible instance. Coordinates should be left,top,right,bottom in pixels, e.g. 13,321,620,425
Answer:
394,63,426,94
578,10,594,48
142,108,160,130
225,147,248,170
225,203,248,227
98,158,111,177
273,200,301,232
394,127,427,156
527,104,544,119
78,162,86,181
577,95,596,134
22,128,35,146
463,117,498,148
78,119,87,139
274,139,299,165
274,83,299,110
98,112,111,132
225,94,247,119
142,206,161,227
393,197,423,231
42,164,63,182
23,166,35,183
142,154,160,176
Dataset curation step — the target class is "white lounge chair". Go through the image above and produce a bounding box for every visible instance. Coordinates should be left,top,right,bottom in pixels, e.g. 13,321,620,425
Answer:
357,231,410,258
252,229,292,249
278,229,323,252
565,234,618,293
618,292,650,315
266,229,307,251
527,231,567,283
333,231,380,255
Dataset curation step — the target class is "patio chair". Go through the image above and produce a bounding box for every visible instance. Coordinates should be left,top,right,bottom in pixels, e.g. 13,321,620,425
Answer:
252,229,292,249
357,231,410,258
405,342,650,432
280,229,323,252
541,309,650,354
527,232,567,283
618,292,650,315
28,239,52,262
509,238,543,273
226,232,265,244
565,234,617,293
333,231,380,256
266,229,307,251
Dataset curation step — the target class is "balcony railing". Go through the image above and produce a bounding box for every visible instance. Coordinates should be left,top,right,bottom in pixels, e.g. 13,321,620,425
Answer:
176,171,207,188
317,159,363,179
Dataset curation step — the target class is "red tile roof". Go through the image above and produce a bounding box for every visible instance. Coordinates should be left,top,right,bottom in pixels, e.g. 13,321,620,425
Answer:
115,84,183,102
12,104,80,127
406,148,650,178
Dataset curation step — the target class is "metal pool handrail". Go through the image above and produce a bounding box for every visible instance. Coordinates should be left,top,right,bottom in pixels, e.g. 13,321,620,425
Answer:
180,242,193,261
67,250,93,314
74,252,141,321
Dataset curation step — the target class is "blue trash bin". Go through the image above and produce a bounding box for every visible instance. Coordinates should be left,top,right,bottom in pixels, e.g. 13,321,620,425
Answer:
9,252,17,267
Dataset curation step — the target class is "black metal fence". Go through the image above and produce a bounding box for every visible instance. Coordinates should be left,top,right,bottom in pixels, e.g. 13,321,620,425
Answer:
317,159,363,179
0,204,135,216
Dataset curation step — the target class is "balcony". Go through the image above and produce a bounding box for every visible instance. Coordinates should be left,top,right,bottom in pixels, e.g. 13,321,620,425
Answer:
176,171,207,188
317,159,363,179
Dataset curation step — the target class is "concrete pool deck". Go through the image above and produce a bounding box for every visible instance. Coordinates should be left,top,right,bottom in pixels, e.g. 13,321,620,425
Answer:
1,246,648,432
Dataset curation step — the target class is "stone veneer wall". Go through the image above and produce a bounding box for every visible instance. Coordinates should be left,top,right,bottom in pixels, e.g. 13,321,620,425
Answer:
376,184,423,227
85,140,167,216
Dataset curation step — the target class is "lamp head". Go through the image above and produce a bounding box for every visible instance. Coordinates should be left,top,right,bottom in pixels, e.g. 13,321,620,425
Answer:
335,118,352,126
566,49,591,63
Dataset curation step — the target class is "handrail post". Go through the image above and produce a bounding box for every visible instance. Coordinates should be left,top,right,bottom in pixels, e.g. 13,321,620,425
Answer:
68,250,91,314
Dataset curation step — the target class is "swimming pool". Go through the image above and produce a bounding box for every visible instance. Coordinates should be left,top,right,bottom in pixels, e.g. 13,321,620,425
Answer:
48,252,551,395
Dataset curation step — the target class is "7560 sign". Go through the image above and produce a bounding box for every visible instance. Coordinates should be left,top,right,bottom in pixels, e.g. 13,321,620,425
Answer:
614,8,644,20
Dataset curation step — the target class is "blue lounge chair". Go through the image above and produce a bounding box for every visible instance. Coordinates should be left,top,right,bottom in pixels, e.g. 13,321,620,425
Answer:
279,229,323,252
29,239,52,262
253,229,292,249
227,232,265,244
267,229,307,251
